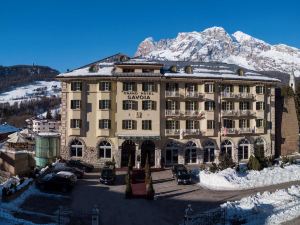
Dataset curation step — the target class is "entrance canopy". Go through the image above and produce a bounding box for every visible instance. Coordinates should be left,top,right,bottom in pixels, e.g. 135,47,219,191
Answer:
118,134,160,141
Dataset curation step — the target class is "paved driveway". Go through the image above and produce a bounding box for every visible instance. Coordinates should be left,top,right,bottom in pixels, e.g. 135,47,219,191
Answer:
70,169,300,225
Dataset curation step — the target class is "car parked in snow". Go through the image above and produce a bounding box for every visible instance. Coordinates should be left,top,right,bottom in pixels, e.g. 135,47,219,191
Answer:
172,164,187,179
36,171,77,193
99,166,116,185
176,170,192,185
66,159,94,172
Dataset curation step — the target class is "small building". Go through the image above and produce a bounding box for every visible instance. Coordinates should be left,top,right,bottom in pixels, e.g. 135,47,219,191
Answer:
26,118,61,133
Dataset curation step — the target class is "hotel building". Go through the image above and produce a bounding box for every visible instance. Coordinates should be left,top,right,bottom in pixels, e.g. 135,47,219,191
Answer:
57,54,279,168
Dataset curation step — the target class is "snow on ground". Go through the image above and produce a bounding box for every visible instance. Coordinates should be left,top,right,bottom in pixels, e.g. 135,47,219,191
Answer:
221,185,300,225
198,164,300,190
0,81,61,105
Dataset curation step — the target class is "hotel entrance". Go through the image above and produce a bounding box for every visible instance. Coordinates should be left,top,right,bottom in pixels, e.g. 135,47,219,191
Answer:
121,140,136,167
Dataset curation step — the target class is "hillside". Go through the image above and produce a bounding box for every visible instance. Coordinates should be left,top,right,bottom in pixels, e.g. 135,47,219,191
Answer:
135,27,300,77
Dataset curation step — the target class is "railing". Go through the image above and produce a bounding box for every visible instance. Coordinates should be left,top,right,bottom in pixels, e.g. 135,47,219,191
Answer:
165,110,180,116
185,92,203,98
222,110,256,117
221,92,235,98
165,129,180,135
184,110,199,116
221,110,237,116
183,129,204,135
239,127,254,133
238,93,255,99
165,91,180,97
222,127,255,135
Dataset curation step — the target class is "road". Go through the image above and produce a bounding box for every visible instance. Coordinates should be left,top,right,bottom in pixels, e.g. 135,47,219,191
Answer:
70,169,300,225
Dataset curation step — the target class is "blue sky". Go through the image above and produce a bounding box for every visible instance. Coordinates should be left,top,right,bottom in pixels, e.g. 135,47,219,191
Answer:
0,0,299,72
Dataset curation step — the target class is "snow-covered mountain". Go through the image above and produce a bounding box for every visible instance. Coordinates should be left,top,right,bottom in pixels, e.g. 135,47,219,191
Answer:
135,27,300,76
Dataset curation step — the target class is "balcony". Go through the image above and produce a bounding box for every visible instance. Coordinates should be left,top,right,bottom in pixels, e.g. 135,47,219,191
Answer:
184,110,205,118
221,92,235,98
237,93,255,100
239,128,254,134
183,129,204,136
165,129,180,136
165,91,180,97
185,92,204,98
221,127,255,135
165,110,180,116
222,110,256,117
238,110,256,117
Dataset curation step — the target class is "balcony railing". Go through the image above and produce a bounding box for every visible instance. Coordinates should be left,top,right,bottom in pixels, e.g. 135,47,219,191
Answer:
165,91,180,97
165,129,180,135
221,92,235,98
222,127,255,135
239,128,254,133
184,110,205,118
237,93,255,99
222,110,256,117
238,110,256,117
185,92,203,98
183,129,204,136
165,110,180,116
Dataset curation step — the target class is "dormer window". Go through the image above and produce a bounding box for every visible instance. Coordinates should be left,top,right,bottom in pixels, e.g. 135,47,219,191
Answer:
123,68,134,73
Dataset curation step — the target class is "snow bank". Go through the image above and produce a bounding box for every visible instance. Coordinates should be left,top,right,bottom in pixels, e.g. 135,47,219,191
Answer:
198,165,300,190
222,185,300,225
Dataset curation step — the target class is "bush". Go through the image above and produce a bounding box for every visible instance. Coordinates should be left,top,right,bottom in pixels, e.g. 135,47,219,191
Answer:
146,176,155,200
281,156,289,164
209,163,218,173
247,155,262,171
218,153,235,170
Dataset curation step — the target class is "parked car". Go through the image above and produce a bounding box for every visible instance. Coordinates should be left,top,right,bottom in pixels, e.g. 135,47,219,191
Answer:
36,171,77,192
52,166,84,179
176,170,192,185
172,164,187,178
99,166,116,185
66,159,94,172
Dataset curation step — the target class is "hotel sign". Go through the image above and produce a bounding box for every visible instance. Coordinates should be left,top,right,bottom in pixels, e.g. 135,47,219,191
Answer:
124,91,154,100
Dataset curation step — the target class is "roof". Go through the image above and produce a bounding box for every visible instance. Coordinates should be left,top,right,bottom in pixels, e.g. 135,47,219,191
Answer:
57,54,281,83
0,124,20,134
7,132,28,143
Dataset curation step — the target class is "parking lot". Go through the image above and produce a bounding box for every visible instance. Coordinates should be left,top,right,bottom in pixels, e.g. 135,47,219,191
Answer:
12,168,300,225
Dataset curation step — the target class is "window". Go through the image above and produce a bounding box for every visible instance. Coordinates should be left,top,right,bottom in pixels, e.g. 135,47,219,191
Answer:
222,84,233,93
122,120,137,130
256,102,265,110
239,85,250,93
239,101,250,110
256,119,264,128
166,120,179,129
166,142,179,165
70,139,83,157
99,119,111,129
142,100,156,110
70,119,81,128
239,119,250,128
221,140,233,158
166,83,178,91
207,120,215,129
238,139,249,160
204,83,215,93
142,68,154,73
185,142,197,164
203,141,215,163
71,82,82,91
123,82,136,91
123,68,134,73
123,100,138,110
185,101,197,110
256,86,265,94
142,82,156,92
166,101,178,110
99,100,111,110
142,120,152,130
205,101,215,111
98,141,111,159
223,119,235,128
186,120,198,129
222,101,234,110
99,82,111,91
70,100,81,109
186,83,197,92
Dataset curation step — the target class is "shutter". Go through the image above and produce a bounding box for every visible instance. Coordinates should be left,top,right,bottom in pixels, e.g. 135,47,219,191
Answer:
134,101,138,110
108,120,111,129
79,100,81,109
99,120,102,129
123,101,126,110
239,86,242,93
108,100,111,109
263,102,265,110
152,101,156,110
232,120,235,128
108,82,111,91
133,83,137,91
247,119,250,127
99,100,102,109
205,84,209,93
176,121,179,129
142,83,145,92
166,83,169,90
70,119,73,128
79,120,82,128
205,102,208,110
142,101,146,110
122,120,125,129
153,83,157,92
71,100,74,109
133,120,137,129
79,82,82,91
230,85,233,92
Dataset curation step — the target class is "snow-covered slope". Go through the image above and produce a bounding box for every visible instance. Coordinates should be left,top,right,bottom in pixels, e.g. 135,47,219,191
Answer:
0,81,61,105
135,27,300,76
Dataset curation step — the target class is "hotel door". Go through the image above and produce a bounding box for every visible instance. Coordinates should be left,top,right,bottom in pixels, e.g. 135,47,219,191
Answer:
121,140,136,167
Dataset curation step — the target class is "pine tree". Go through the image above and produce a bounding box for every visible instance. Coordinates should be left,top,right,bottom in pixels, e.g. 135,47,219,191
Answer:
45,109,52,119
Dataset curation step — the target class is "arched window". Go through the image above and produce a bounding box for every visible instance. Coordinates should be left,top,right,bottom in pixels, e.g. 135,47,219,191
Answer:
238,139,250,160
165,142,179,165
98,141,112,159
221,140,233,158
203,141,215,163
185,141,197,164
254,138,265,159
70,139,83,157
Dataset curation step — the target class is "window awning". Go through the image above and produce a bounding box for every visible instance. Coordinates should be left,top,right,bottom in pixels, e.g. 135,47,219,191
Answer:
117,134,161,141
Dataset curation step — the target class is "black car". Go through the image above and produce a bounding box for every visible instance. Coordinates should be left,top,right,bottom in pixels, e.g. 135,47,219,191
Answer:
176,170,192,185
36,171,77,192
66,160,94,172
99,166,116,185
172,164,187,178
52,166,84,179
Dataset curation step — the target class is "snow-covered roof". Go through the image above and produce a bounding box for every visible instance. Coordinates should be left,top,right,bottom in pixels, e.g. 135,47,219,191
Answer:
57,56,280,83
